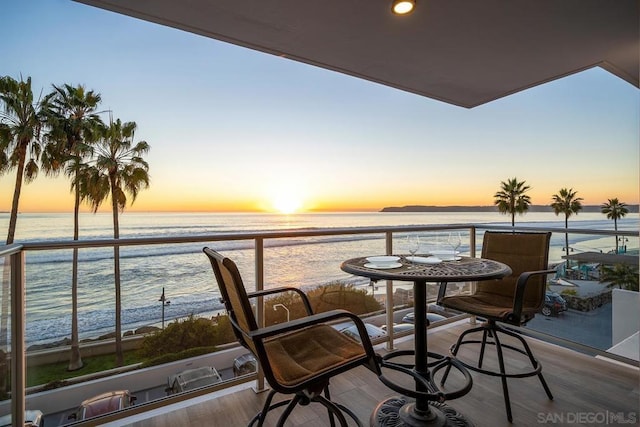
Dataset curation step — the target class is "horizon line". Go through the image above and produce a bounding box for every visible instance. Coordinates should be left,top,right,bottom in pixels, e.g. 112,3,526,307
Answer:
3,203,639,215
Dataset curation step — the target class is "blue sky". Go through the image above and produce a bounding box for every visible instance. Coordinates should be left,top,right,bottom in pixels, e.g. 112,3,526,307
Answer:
1,0,638,212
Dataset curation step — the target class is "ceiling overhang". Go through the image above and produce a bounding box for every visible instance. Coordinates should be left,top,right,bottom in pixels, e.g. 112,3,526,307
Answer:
74,0,639,108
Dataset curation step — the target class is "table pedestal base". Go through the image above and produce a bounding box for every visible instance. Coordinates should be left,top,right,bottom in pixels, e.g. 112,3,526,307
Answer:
370,397,474,427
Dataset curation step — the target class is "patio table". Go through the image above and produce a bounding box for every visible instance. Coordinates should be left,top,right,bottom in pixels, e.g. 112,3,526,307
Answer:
341,255,511,427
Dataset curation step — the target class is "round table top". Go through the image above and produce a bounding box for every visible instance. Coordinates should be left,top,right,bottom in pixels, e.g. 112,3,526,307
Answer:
341,254,512,283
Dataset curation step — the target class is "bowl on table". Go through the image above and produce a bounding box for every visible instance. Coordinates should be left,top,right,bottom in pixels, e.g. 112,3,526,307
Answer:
365,256,401,269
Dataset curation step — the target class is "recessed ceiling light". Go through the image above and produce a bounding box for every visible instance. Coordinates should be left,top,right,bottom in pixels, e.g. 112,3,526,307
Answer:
392,0,416,15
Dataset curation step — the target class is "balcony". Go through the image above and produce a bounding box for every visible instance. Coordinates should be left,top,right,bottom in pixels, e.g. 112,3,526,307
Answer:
117,322,639,427
0,223,638,426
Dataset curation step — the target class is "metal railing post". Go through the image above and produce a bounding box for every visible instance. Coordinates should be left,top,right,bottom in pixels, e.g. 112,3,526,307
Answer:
10,251,25,427
385,231,394,351
469,226,476,257
254,238,267,392
469,226,477,325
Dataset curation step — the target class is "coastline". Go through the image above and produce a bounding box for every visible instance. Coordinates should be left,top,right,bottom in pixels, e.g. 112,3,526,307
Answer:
380,204,640,213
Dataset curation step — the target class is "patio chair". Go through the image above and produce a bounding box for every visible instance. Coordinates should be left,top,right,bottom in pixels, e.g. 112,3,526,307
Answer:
203,247,382,426
437,231,555,422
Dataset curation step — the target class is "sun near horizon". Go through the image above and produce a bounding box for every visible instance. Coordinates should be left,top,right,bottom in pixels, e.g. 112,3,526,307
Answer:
1,172,639,214
265,182,306,214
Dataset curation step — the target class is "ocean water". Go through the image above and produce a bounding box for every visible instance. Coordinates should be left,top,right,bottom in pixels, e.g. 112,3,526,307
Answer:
0,211,637,346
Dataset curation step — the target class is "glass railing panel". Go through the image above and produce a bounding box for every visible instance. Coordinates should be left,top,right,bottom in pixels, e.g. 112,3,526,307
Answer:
0,254,15,423
261,234,386,291
23,241,256,426
512,228,639,361
22,235,398,426
261,235,389,344
6,221,638,425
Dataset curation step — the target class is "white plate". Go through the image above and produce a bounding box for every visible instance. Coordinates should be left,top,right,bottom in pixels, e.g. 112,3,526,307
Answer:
366,256,400,263
407,256,442,264
364,262,402,269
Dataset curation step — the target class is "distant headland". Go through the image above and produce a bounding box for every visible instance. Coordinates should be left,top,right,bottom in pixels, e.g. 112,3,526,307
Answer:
380,205,639,213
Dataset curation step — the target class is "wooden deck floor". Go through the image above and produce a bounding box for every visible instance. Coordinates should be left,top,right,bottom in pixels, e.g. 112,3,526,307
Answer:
121,323,639,427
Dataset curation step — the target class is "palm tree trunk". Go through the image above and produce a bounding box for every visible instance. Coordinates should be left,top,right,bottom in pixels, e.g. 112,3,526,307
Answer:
68,182,83,371
510,199,515,227
0,144,27,397
5,144,27,246
564,215,570,272
110,177,123,366
511,207,515,227
614,217,619,253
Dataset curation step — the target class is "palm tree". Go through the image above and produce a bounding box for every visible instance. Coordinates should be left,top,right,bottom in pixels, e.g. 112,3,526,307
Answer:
85,118,150,366
0,75,48,244
600,198,629,254
600,264,639,291
0,74,48,397
42,83,102,371
493,177,532,226
551,188,583,269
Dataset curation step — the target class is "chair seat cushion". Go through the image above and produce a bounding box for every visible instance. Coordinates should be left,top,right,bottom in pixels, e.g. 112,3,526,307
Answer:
264,324,366,387
441,293,538,322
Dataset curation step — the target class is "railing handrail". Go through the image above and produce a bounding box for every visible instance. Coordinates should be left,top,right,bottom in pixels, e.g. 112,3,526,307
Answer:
9,223,638,251
0,243,23,257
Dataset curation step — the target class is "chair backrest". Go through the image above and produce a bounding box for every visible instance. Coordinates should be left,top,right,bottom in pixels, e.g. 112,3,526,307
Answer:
203,248,258,354
479,231,551,309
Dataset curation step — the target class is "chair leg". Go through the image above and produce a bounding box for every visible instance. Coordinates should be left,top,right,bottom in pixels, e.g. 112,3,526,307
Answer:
440,347,456,386
250,390,298,427
322,385,363,427
441,324,482,386
250,386,361,427
445,322,553,422
324,385,336,427
478,328,489,369
492,331,513,423
536,370,554,401
250,389,278,427
276,394,302,427
315,394,352,427
334,402,364,427
500,325,554,401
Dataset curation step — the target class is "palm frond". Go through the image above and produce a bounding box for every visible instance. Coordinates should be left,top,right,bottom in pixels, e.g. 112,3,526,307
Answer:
23,159,39,183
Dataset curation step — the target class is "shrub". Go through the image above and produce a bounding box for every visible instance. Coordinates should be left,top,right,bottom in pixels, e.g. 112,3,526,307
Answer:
263,282,381,326
308,282,381,315
139,315,217,359
599,264,639,291
212,314,236,345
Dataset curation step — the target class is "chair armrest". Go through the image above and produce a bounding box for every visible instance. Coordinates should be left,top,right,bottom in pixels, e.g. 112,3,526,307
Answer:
436,281,449,304
247,286,314,315
512,269,556,321
250,309,362,340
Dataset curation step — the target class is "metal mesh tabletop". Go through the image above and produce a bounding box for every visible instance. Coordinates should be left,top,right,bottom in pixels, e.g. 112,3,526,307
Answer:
341,255,511,283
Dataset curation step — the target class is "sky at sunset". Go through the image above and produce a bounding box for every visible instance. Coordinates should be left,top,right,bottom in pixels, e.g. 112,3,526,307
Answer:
1,0,638,213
